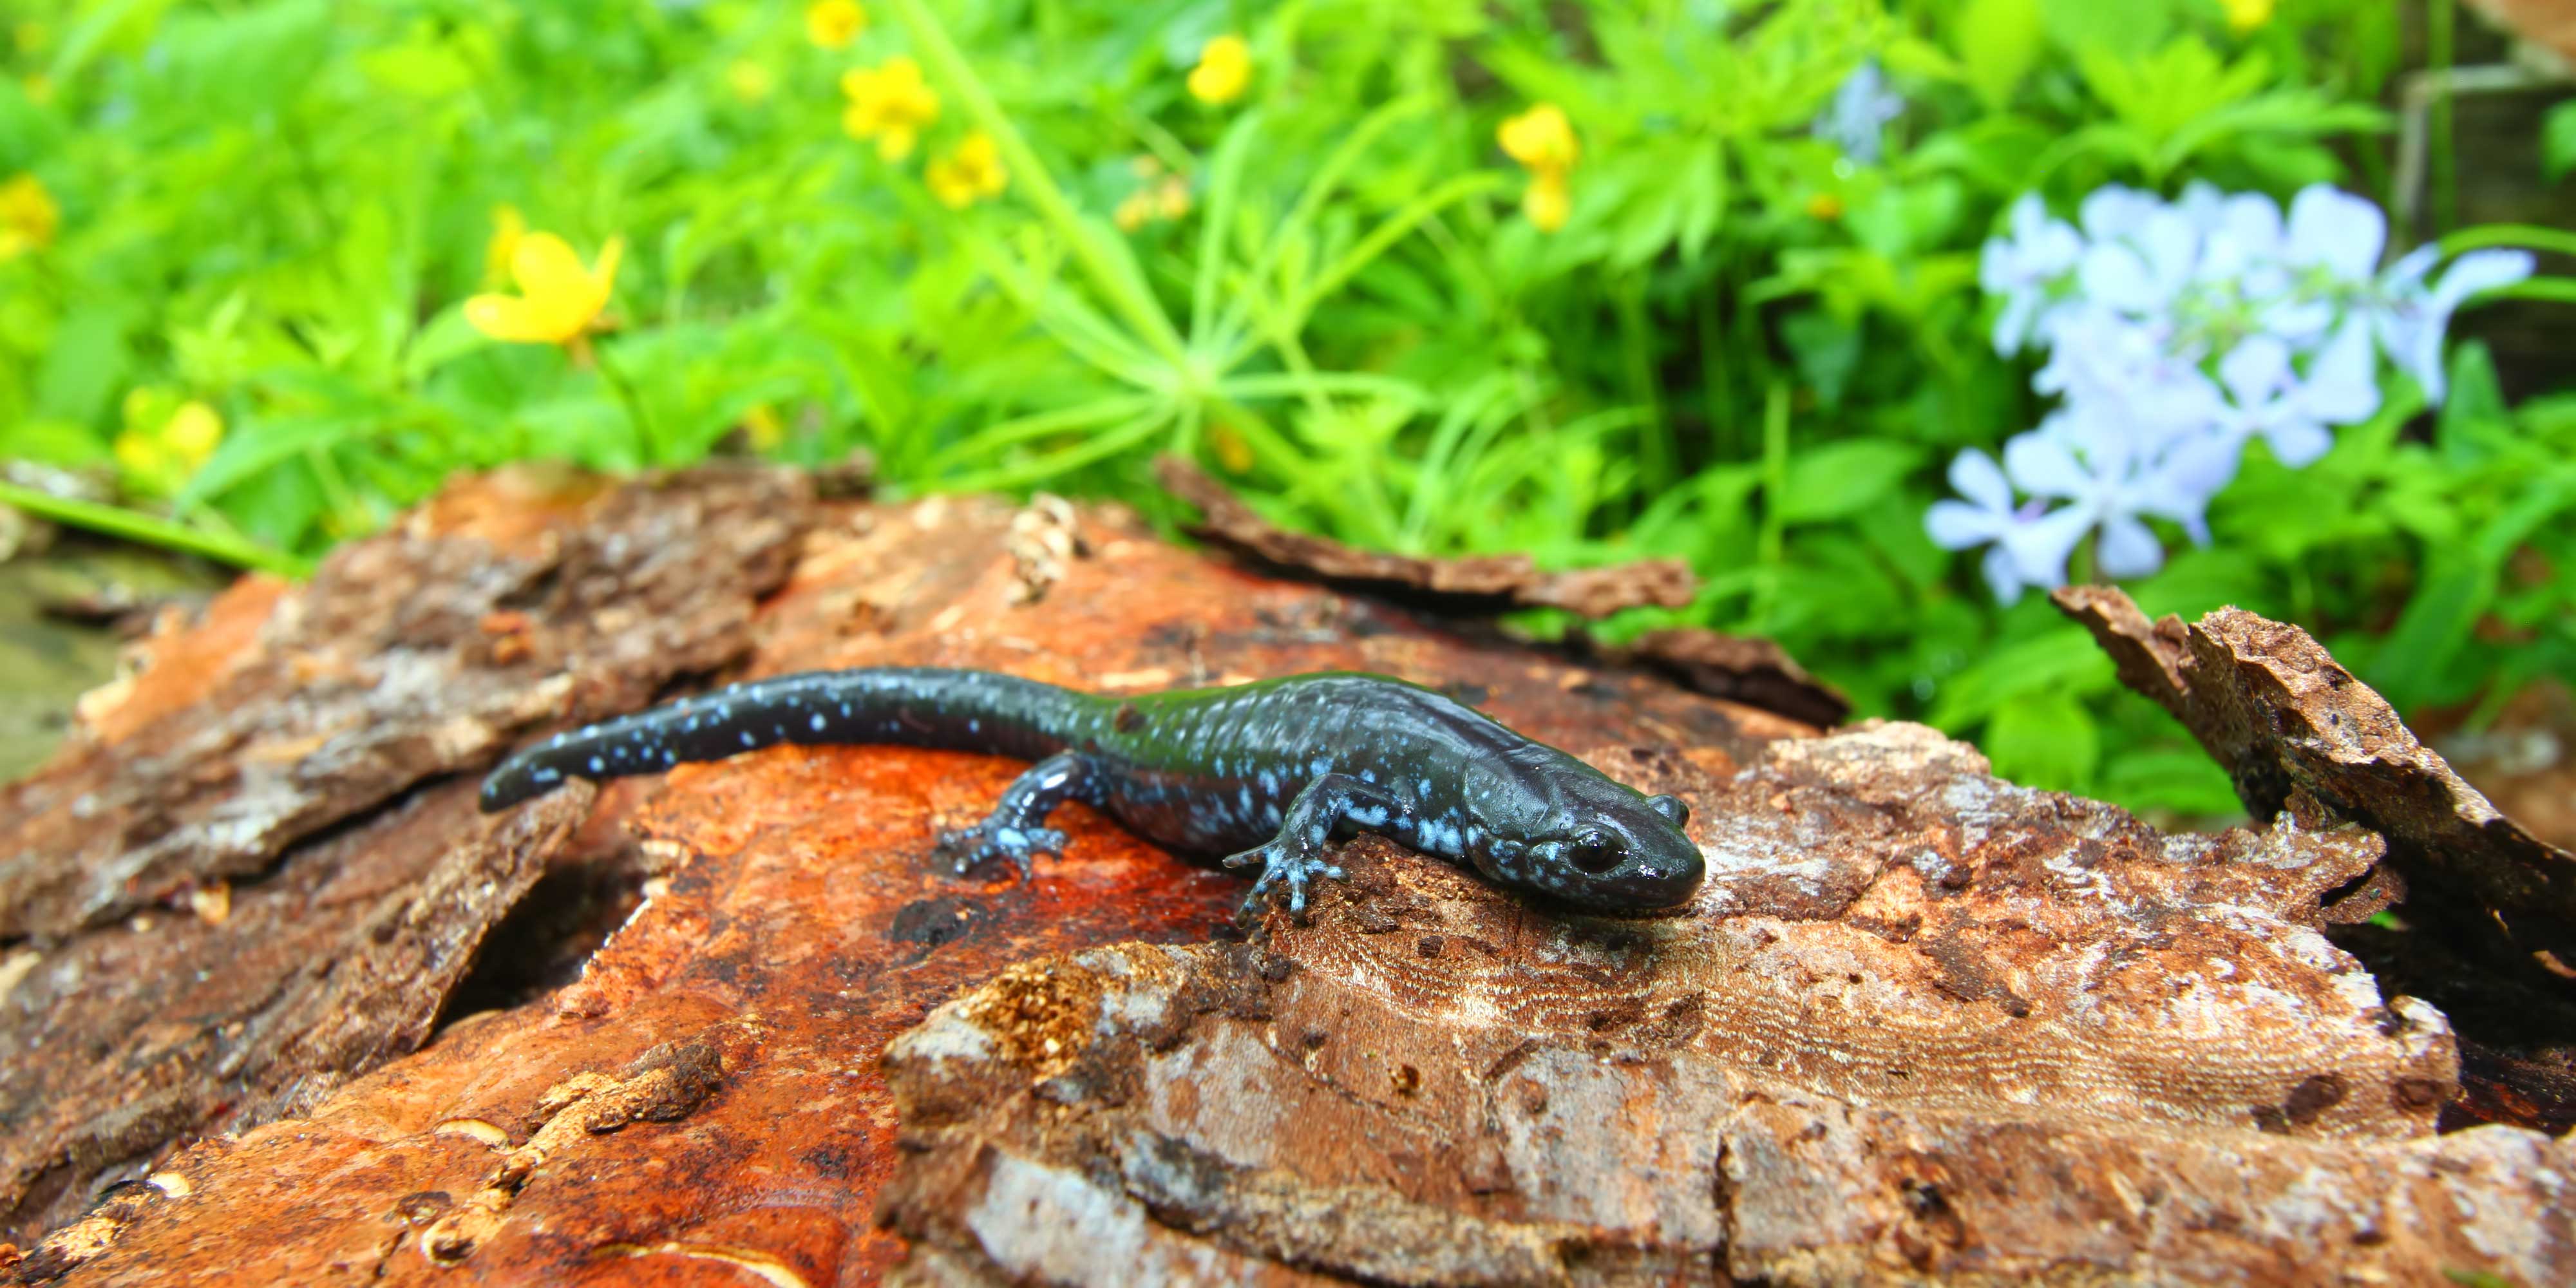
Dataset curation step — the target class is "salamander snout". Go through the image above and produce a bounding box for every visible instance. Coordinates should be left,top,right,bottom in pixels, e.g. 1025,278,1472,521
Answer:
1521,792,1704,911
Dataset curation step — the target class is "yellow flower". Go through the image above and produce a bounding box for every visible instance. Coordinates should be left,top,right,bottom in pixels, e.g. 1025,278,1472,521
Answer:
742,404,785,451
2221,0,2273,32
1804,192,1844,221
726,59,775,104
1521,168,1571,233
925,131,1007,209
114,397,223,494
1187,34,1251,105
1498,104,1578,233
163,400,223,463
0,173,59,260
1114,189,1155,232
805,0,867,49
842,56,940,162
464,231,623,345
1115,175,1194,232
1498,103,1578,172
483,204,526,285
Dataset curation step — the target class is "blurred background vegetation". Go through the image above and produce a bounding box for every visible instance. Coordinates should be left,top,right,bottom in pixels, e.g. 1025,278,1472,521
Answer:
2,0,2573,814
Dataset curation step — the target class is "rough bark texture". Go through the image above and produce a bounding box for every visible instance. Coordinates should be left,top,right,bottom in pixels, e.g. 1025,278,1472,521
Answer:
2,478,2570,1286
2055,584,2576,1137
0,465,811,1244
0,465,813,940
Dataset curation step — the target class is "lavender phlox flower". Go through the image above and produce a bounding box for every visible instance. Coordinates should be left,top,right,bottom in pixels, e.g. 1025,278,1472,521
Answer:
2177,183,2287,297
2368,246,2537,404
2077,185,2165,244
2002,405,2239,579
1924,448,2050,603
2031,307,2224,435
2078,205,2204,317
1979,193,2082,355
2282,185,2387,283
1813,60,1904,165
2213,321,2379,468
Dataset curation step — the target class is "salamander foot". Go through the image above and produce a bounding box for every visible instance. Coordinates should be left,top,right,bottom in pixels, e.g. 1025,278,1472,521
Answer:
935,819,1068,882
1220,840,1347,921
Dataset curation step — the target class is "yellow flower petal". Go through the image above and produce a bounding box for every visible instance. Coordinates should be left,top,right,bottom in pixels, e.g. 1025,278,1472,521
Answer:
2221,0,2272,32
1498,103,1578,171
1115,191,1153,232
464,294,562,344
805,0,867,49
0,173,59,257
1187,34,1251,105
926,132,1007,209
164,401,223,466
466,229,619,345
1522,169,1571,232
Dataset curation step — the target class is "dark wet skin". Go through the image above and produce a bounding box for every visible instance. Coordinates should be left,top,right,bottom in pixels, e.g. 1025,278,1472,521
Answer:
481,668,1705,918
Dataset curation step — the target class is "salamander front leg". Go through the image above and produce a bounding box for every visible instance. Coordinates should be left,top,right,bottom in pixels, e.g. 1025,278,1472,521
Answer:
1221,773,1408,920
936,751,1095,882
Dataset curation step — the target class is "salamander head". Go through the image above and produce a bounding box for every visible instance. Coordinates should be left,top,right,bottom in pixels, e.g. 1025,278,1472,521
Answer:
1488,791,1702,911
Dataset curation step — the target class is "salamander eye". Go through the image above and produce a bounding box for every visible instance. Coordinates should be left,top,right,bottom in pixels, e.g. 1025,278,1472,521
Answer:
1646,794,1690,827
1568,829,1622,875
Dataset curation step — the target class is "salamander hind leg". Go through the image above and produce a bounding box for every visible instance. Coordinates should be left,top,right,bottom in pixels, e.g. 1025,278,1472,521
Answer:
1222,773,1408,920
936,751,1094,882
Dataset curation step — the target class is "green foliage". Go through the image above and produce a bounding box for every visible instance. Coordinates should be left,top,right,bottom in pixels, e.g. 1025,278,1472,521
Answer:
0,0,2566,821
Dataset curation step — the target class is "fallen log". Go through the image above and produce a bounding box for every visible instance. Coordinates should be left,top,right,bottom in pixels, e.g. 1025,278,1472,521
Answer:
0,473,2566,1285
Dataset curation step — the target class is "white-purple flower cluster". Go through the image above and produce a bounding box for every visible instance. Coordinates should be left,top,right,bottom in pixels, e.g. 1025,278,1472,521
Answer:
1931,183,2534,604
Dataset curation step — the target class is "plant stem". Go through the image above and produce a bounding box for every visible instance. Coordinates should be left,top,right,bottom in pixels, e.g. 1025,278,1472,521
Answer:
1754,381,1789,625
0,482,312,577
594,341,659,466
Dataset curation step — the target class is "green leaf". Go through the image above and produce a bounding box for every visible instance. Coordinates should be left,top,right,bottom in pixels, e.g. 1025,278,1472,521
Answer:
1780,310,1862,410
1955,0,2043,111
1985,689,2100,791
2435,342,2511,466
2544,101,2576,184
1777,439,1920,523
2040,0,2172,59
35,307,129,425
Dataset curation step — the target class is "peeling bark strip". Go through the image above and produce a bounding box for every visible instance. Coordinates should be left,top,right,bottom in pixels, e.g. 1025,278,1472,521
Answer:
0,464,815,939
2051,586,2576,968
1155,455,1698,618
1576,626,1852,728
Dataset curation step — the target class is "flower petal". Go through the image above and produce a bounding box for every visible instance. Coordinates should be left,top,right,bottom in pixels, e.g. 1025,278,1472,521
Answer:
1999,504,2092,588
2284,185,2385,281
2430,249,2536,310
464,295,561,344
2261,417,2334,468
2095,513,2166,578
1926,499,2006,549
2218,334,2290,406
509,232,589,300
2003,431,2092,500
1980,545,2026,606
2295,319,2381,425
1947,448,2012,513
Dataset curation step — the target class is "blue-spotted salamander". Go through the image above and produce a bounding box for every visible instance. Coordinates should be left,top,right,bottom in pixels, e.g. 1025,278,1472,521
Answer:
480,668,1703,916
